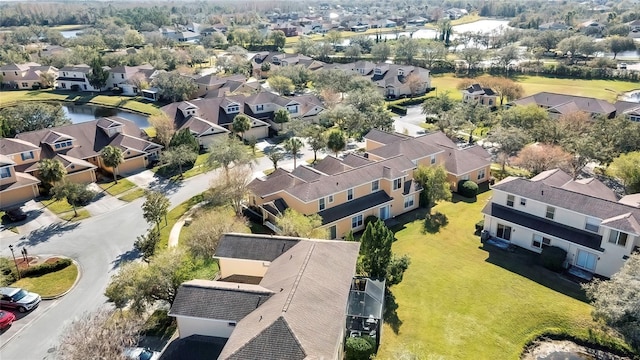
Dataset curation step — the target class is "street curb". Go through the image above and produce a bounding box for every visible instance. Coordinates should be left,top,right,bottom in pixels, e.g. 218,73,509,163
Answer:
40,256,81,300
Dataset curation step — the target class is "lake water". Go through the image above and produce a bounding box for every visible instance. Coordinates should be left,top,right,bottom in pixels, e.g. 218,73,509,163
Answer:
62,104,150,129
60,30,83,38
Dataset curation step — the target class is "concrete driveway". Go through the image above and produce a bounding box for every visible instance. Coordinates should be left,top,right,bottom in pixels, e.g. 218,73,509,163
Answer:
393,105,428,136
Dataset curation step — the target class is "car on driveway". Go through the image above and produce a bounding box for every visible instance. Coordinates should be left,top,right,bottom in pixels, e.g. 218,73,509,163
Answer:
0,287,41,313
0,310,16,329
3,208,27,222
123,347,160,360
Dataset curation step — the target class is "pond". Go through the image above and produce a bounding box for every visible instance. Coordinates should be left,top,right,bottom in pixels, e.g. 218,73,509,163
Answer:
60,30,84,39
62,104,150,129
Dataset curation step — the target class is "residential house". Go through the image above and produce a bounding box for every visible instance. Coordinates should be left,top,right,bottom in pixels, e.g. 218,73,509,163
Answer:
14,117,161,183
445,8,468,20
613,100,640,122
57,64,103,92
162,92,324,144
364,129,491,192
169,233,360,359
160,27,201,43
0,63,58,89
272,23,298,37
627,19,640,31
508,92,617,118
106,64,158,96
192,74,252,98
251,51,325,78
329,62,431,99
461,83,498,107
482,169,640,278
0,140,41,209
248,153,421,239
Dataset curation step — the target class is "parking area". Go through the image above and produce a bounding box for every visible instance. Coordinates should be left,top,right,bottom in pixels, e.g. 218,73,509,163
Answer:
0,299,56,348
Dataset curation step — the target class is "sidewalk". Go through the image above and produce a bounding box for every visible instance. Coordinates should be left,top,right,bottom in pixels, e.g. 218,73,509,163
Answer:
84,183,128,216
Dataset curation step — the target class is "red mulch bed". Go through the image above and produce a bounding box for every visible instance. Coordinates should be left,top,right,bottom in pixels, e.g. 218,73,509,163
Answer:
44,257,61,264
14,257,35,270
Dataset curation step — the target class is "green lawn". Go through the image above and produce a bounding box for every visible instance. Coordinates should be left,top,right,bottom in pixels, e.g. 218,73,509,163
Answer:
98,178,137,196
157,194,205,250
12,264,78,298
41,198,74,214
119,188,146,202
377,191,613,359
431,74,640,103
59,209,91,222
0,89,162,115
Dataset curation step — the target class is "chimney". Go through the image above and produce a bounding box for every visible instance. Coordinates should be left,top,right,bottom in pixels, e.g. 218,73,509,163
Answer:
383,166,391,178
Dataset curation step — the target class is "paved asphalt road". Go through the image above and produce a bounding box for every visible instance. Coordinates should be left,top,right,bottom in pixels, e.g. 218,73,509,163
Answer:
0,138,321,359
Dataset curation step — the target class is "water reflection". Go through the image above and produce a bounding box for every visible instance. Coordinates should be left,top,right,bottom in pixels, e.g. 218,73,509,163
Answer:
62,104,150,128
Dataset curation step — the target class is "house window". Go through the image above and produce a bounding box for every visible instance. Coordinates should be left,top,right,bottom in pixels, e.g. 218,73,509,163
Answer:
477,169,486,180
0,166,11,179
545,206,555,220
404,195,414,209
21,82,28,88
319,198,325,211
329,225,337,239
347,188,354,201
63,72,67,76
227,322,236,327
256,104,264,111
506,195,514,207
83,84,87,90
461,174,470,181
21,151,34,161
430,155,436,165
532,234,551,249
608,230,628,247
371,180,379,191
397,69,404,76
520,198,527,206
227,105,239,113
328,194,334,203
496,224,512,240
393,178,402,190
121,74,124,79
287,104,299,113
374,68,382,75
61,83,66,89
585,217,601,233
351,214,363,229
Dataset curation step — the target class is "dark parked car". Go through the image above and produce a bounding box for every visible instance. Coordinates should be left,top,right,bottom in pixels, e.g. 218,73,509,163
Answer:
0,287,41,313
3,208,27,222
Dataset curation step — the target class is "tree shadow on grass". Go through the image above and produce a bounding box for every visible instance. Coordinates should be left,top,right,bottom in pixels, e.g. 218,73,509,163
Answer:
422,212,448,234
384,289,402,334
481,243,588,302
17,221,80,246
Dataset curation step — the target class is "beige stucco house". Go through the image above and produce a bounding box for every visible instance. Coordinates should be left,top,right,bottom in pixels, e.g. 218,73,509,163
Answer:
483,169,640,278
0,63,58,89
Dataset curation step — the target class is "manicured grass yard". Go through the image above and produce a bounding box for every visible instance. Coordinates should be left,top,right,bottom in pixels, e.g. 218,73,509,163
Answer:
12,264,78,298
0,89,162,115
59,209,91,222
98,178,137,196
431,74,640,103
377,191,600,359
41,198,74,214
119,188,146,202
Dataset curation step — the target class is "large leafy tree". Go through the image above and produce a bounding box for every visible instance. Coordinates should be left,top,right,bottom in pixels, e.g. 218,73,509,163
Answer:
105,248,195,313
487,126,530,173
168,128,199,153
606,36,635,59
413,165,452,212
152,71,197,102
359,219,410,286
207,165,254,216
608,152,640,194
276,208,326,239
51,182,95,217
584,252,640,351
283,137,304,169
87,57,109,91
370,42,391,63
268,75,294,96
304,125,327,163
37,158,67,188
185,206,248,258
231,114,252,140
207,137,254,179
162,144,198,177
101,146,124,183
270,30,286,49
394,37,419,65
3,103,70,136
142,191,170,232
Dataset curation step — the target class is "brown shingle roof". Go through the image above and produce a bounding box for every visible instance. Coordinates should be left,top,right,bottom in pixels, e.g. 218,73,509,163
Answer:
0,138,40,156
510,92,616,116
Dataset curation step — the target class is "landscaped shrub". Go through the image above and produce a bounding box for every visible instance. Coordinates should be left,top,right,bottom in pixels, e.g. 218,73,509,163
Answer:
389,104,407,116
21,258,72,278
475,219,485,232
540,246,567,272
364,215,378,228
345,336,376,360
458,180,479,198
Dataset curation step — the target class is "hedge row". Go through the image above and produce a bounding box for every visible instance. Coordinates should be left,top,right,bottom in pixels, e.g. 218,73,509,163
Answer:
21,258,72,278
389,104,407,115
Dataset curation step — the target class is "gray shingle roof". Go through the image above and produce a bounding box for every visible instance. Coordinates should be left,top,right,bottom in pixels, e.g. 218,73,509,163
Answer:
492,175,640,234
170,280,273,321
226,317,305,360
215,233,300,261
510,92,616,117
317,190,393,225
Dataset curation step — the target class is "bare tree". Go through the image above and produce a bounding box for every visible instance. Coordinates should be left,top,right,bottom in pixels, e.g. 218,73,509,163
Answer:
404,73,424,98
184,206,248,258
148,113,175,148
57,308,143,360
512,143,573,175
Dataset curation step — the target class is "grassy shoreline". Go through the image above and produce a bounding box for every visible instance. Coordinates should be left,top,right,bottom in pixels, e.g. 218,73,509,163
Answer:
0,89,162,115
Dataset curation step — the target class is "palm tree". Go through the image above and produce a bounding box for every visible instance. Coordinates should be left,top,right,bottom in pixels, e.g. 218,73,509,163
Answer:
267,149,285,171
37,158,67,188
283,138,304,169
232,114,252,140
101,146,124,183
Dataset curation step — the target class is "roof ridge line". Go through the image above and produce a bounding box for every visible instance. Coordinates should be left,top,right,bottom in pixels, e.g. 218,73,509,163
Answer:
282,242,315,313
